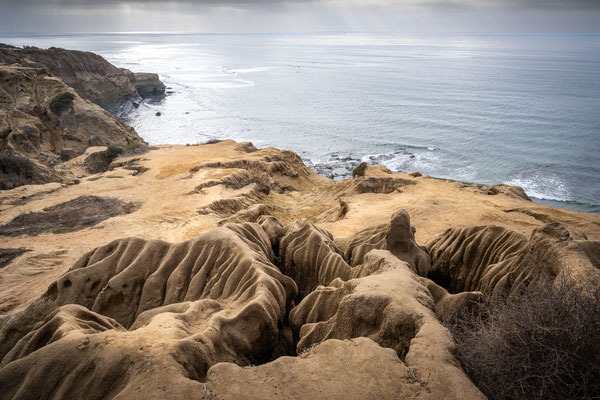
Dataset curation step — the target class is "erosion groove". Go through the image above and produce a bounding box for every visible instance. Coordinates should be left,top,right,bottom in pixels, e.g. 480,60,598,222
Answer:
426,222,600,296
0,222,298,399
2,204,599,399
355,177,416,194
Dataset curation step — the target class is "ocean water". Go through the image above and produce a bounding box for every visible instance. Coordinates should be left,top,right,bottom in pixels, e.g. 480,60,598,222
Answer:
2,33,599,212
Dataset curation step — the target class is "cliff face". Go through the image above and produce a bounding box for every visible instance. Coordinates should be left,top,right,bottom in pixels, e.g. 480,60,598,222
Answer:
0,64,146,188
0,140,598,399
0,44,165,107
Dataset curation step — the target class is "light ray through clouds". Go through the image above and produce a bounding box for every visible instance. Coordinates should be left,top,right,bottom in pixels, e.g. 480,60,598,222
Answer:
0,0,599,33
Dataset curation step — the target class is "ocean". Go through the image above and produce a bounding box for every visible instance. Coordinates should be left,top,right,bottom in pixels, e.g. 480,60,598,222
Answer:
1,33,599,212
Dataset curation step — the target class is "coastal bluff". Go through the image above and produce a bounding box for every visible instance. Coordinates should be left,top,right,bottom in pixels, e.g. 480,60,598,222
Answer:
1,139,598,399
0,43,165,107
0,45,164,190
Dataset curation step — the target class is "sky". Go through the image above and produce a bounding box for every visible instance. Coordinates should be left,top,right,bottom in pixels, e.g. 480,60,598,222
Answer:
0,0,599,34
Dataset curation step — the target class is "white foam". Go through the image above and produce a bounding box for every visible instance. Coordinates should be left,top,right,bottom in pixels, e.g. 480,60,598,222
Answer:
506,173,572,202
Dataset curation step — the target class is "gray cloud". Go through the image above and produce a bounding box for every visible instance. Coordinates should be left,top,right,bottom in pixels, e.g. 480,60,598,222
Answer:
1,0,599,8
1,0,599,33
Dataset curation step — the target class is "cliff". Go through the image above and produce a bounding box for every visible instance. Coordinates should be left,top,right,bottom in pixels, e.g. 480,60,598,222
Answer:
0,64,146,189
0,44,165,107
0,140,598,399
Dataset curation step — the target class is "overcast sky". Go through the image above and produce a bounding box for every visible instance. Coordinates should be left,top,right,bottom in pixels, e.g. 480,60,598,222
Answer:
0,0,599,34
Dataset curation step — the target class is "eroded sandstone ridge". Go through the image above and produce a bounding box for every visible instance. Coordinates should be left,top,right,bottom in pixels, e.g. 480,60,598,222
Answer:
1,140,599,399
0,214,484,399
0,44,168,189
0,44,165,107
0,64,146,188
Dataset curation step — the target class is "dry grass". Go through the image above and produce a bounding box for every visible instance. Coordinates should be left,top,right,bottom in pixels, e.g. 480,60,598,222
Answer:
445,277,600,400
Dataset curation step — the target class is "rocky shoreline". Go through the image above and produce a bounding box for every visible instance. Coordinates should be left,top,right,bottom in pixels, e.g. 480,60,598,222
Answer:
0,48,599,400
0,44,165,190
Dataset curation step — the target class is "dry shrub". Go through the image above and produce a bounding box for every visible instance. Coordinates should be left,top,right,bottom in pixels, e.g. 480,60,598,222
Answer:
0,154,39,189
445,278,600,400
49,91,75,115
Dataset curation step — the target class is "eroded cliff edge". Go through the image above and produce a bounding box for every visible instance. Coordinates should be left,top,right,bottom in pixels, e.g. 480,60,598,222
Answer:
0,44,165,107
0,140,599,399
0,44,165,189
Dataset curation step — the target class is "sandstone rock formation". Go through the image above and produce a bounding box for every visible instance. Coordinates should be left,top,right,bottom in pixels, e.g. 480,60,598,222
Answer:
0,64,146,188
288,250,484,399
0,222,297,398
1,139,599,399
131,72,166,98
0,44,165,107
344,209,430,275
0,214,486,399
205,337,472,400
426,222,600,298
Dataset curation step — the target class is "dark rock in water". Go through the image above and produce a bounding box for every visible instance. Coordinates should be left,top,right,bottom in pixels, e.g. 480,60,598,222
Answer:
132,101,140,108
166,90,174,95
0,196,140,237
132,72,166,98
155,112,162,116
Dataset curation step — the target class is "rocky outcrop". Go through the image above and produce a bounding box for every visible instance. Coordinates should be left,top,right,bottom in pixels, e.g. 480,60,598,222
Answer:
131,72,166,98
289,250,485,399
344,209,430,275
0,65,146,188
0,222,297,398
426,222,600,297
0,211,487,399
487,184,531,201
0,45,165,107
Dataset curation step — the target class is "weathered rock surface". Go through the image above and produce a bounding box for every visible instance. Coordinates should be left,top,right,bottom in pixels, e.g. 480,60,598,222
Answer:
0,45,165,107
0,216,486,399
289,250,484,399
206,337,457,400
426,222,600,297
131,72,166,98
0,64,146,188
344,209,430,275
0,222,297,398
1,140,599,400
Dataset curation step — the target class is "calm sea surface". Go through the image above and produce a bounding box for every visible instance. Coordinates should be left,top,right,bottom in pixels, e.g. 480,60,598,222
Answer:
2,33,599,212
